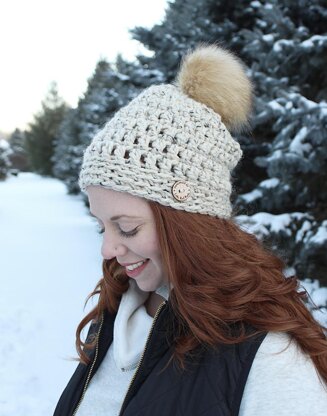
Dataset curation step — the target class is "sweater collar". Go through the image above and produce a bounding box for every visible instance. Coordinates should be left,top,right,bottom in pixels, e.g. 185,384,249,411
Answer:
113,279,170,371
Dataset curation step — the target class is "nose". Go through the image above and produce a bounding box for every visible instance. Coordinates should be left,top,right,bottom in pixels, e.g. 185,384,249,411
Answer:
101,233,127,260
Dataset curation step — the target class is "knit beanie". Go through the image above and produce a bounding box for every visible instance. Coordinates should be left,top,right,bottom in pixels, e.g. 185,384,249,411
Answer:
79,45,252,218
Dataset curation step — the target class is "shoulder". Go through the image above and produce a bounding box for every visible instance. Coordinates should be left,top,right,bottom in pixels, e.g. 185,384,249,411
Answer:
239,331,327,416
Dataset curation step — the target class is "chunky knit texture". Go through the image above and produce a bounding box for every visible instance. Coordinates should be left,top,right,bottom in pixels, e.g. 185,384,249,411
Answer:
79,46,251,218
79,84,242,218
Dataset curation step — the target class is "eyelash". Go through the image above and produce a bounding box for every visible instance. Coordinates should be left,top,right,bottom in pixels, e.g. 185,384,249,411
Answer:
97,226,139,238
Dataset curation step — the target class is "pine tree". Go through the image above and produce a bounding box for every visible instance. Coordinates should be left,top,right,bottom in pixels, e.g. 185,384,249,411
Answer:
25,82,69,176
53,60,132,194
131,0,224,82
0,139,12,180
51,108,81,192
52,58,163,194
233,0,327,285
8,128,29,172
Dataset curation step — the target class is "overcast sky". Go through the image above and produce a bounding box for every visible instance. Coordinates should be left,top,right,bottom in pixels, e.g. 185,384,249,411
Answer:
0,0,167,134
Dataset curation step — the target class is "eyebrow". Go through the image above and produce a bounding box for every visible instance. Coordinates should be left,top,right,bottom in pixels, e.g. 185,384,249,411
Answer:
89,212,141,221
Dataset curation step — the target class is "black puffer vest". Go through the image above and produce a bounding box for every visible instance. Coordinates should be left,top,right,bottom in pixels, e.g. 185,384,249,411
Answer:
54,301,266,416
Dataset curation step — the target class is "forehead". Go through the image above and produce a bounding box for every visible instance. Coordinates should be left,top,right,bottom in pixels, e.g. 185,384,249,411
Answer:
86,186,152,218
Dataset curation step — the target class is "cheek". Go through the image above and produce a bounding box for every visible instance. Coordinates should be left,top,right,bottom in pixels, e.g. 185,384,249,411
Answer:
150,236,161,251
150,233,161,253
142,236,161,259
143,225,160,250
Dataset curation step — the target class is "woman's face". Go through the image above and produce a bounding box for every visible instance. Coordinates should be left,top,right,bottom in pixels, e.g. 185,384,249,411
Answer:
87,186,167,292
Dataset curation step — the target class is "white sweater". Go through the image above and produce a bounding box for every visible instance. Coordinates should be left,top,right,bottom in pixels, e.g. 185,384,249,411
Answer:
76,281,327,416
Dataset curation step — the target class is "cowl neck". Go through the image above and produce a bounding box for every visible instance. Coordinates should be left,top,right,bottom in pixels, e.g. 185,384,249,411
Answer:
113,279,169,371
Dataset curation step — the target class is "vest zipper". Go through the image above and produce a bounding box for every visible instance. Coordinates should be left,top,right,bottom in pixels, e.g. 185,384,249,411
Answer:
118,300,167,416
72,312,105,416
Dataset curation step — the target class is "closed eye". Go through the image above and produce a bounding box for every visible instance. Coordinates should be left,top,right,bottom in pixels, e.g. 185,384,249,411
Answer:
97,225,139,238
119,227,139,238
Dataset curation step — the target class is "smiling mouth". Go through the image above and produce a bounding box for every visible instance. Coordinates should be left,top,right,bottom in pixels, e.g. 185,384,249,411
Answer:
126,260,147,271
124,259,149,277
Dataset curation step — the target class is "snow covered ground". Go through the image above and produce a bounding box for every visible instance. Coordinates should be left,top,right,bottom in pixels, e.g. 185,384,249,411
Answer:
0,173,102,415
0,173,326,415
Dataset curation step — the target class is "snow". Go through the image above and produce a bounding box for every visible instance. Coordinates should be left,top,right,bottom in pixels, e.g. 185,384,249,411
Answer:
301,278,320,294
265,149,283,163
285,101,293,110
296,220,313,244
0,138,10,150
312,308,327,327
311,288,327,308
290,126,311,156
268,99,284,113
240,188,262,203
287,93,317,111
115,72,130,81
0,173,102,415
273,39,293,53
301,35,327,49
240,212,327,243
309,221,327,245
236,212,306,237
262,34,274,42
259,177,280,188
250,1,261,8
301,279,327,327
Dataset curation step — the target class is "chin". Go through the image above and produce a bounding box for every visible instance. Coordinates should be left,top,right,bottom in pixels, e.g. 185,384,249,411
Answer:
135,279,161,293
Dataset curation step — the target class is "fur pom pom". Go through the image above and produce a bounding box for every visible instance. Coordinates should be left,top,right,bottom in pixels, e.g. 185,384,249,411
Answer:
176,45,253,132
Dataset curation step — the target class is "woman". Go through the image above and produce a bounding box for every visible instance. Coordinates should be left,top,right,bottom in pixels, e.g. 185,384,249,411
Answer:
54,45,327,415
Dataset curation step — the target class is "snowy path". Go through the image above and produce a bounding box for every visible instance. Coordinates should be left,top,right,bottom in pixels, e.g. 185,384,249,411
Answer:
0,173,102,415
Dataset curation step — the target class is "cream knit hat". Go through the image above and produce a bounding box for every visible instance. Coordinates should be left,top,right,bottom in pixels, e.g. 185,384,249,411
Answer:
79,45,252,218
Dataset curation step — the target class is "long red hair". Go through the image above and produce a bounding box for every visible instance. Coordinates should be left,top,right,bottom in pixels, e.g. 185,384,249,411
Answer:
76,202,327,384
